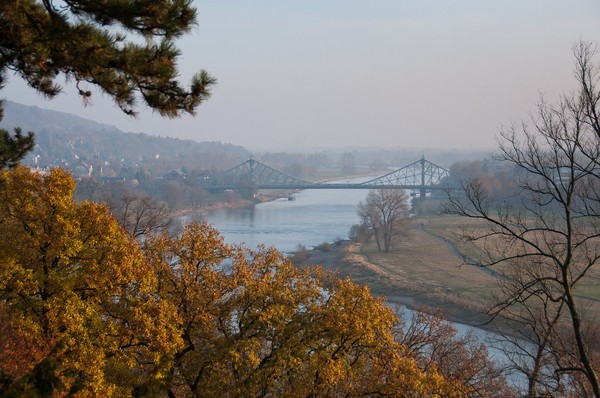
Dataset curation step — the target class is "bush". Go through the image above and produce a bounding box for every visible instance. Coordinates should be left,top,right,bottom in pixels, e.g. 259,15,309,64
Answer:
315,242,331,252
291,243,309,263
349,223,370,243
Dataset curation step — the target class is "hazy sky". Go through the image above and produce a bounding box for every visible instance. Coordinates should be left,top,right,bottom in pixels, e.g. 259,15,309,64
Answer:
4,1,600,151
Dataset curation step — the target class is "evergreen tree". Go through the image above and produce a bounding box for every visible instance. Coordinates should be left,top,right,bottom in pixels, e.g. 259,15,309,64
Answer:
0,0,216,168
0,126,34,169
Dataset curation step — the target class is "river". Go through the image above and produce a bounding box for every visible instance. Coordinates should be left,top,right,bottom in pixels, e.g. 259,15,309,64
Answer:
199,186,371,253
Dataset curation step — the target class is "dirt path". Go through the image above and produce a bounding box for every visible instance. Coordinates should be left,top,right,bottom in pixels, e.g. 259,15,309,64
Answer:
417,223,508,280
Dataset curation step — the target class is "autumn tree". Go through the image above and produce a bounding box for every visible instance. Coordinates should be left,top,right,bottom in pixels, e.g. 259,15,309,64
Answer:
0,0,216,166
444,41,600,397
144,222,470,397
0,167,181,396
358,188,410,253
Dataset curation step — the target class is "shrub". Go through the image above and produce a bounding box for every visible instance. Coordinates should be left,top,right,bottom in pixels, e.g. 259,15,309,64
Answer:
316,242,331,252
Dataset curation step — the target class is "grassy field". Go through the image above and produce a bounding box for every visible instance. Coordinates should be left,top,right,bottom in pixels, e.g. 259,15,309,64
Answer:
300,213,600,328
419,214,600,312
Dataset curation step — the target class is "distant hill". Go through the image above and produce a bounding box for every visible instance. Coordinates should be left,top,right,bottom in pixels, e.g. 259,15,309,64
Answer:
0,101,249,177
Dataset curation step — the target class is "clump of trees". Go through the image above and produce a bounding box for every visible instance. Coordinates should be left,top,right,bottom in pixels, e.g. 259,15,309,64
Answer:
357,189,411,253
444,41,600,397
0,167,512,397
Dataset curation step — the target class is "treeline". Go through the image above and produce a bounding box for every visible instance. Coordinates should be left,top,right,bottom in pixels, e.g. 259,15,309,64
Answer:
0,167,514,397
74,174,247,214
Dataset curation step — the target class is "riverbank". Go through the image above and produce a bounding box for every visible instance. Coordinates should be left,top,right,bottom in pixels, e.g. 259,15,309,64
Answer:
171,188,306,219
293,218,501,329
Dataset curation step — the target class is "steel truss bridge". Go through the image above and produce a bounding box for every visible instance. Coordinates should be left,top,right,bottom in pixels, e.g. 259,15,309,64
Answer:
201,157,449,198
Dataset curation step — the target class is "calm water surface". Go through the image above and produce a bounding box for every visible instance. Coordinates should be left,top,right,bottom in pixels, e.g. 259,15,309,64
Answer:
200,187,371,253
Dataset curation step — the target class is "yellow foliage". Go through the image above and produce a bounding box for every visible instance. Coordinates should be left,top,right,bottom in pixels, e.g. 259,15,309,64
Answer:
0,167,180,395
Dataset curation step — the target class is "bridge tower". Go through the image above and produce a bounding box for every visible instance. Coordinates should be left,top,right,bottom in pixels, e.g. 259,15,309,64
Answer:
420,156,426,199
247,158,256,186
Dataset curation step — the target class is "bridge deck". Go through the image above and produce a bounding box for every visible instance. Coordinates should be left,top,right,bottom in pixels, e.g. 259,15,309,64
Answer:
204,183,445,190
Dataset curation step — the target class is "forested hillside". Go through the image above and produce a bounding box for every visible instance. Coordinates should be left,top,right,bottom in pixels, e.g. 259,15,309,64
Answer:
0,101,249,177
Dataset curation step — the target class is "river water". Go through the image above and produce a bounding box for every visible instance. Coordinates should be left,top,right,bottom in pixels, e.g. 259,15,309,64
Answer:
200,187,371,253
